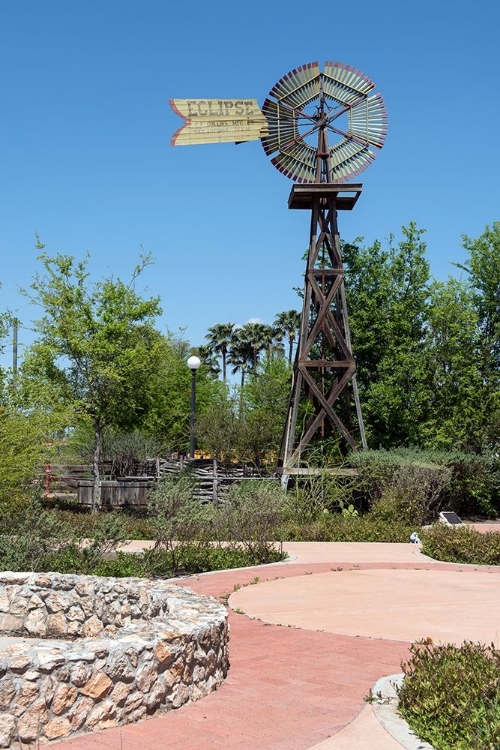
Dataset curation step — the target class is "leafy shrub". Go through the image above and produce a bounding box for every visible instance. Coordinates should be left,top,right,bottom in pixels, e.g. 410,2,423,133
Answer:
147,471,214,574
441,452,500,517
215,480,286,563
67,425,161,479
71,512,130,574
398,639,500,749
0,496,74,571
370,463,452,525
42,506,154,540
0,407,67,517
350,448,500,519
421,524,500,565
0,496,130,573
284,471,364,523
92,550,147,577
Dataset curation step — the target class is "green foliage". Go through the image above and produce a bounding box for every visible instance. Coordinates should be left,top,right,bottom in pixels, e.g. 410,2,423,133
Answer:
141,543,285,577
422,278,487,451
343,223,431,447
0,406,67,515
284,469,364,523
459,224,500,451
273,310,301,364
236,322,279,368
0,492,286,577
147,471,210,544
146,471,214,574
350,448,499,521
440,452,500,517
0,497,129,573
280,513,413,542
205,322,236,382
0,496,74,570
24,246,162,429
397,639,500,750
76,512,129,573
340,223,499,452
460,223,500,360
369,463,452,526
142,332,220,453
215,480,287,563
421,524,500,565
69,425,161,478
196,358,291,468
195,389,241,463
240,357,291,467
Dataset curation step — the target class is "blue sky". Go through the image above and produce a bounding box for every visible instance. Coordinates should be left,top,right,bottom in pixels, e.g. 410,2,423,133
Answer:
1,0,499,368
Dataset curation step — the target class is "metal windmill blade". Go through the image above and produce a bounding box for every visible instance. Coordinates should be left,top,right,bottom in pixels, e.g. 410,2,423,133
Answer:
261,61,387,183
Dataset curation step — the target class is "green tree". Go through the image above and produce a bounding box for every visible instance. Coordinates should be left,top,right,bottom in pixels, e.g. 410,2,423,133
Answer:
23,246,163,510
227,334,254,390
460,223,500,360
422,277,486,450
205,322,235,382
273,309,301,364
0,406,65,517
458,224,500,449
142,332,221,453
343,222,431,447
237,322,276,368
240,356,291,467
196,389,241,464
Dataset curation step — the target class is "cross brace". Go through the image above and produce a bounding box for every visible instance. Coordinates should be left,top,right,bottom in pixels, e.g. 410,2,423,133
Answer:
278,184,367,474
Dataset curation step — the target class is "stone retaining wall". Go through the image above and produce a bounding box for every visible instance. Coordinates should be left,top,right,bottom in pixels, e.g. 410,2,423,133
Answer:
0,572,229,747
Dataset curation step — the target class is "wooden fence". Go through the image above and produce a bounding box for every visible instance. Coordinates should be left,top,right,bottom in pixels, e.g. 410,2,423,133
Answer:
44,458,277,508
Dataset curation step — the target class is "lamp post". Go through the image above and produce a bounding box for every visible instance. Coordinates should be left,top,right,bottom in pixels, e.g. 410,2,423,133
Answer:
187,355,201,459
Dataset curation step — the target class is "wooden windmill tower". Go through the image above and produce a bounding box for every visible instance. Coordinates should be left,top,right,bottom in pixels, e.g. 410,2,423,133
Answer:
170,62,388,477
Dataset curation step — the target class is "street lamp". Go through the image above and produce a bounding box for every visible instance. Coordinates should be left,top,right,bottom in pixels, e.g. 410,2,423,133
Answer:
187,355,201,459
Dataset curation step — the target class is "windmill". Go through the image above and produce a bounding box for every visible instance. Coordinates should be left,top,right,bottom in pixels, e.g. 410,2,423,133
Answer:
170,62,388,477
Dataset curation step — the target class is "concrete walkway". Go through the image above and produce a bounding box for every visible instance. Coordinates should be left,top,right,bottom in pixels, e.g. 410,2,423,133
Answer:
49,540,500,750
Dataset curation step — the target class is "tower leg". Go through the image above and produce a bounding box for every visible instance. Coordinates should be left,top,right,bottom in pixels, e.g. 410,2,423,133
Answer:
278,184,366,475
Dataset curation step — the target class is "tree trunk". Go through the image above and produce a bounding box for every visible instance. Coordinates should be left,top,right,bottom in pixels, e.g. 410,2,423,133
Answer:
92,423,102,513
212,455,218,505
288,335,294,365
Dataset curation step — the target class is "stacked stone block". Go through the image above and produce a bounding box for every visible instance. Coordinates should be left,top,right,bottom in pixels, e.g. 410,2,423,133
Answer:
0,572,229,747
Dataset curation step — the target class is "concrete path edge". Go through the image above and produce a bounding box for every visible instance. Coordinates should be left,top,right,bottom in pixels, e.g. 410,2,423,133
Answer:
371,674,434,750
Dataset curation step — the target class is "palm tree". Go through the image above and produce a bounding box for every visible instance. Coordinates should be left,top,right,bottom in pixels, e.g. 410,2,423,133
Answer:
273,310,301,364
237,322,275,368
205,323,235,382
195,345,221,378
227,336,254,390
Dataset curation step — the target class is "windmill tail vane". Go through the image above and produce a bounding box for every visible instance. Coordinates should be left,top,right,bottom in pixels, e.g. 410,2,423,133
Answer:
171,61,387,472
170,98,268,146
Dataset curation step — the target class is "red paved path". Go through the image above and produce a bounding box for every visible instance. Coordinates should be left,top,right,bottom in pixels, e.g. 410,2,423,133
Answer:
49,532,500,750
50,560,451,750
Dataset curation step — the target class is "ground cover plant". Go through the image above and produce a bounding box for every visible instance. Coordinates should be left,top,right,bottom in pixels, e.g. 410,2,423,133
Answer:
397,639,500,750
279,514,414,543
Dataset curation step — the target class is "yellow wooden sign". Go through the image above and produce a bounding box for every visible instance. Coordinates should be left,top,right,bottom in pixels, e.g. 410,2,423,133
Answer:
170,99,268,146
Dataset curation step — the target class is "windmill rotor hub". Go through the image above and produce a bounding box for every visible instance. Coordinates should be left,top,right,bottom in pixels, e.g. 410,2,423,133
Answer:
261,61,387,184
